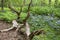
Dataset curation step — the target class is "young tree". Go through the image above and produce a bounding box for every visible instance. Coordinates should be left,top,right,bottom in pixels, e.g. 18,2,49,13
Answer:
0,0,45,40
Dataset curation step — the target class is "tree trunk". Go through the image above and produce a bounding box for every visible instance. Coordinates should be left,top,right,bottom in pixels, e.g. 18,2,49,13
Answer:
17,29,45,40
41,0,45,6
1,0,4,11
17,27,30,40
55,0,58,5
54,0,58,7
49,0,51,6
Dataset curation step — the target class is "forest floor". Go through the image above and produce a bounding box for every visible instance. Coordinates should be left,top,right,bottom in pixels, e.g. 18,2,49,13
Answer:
0,21,18,40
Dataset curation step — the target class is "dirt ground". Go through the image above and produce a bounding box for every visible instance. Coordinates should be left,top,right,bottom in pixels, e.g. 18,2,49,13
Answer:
0,21,18,40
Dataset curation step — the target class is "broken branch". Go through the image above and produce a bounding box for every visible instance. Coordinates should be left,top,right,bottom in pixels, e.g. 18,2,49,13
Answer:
29,30,45,40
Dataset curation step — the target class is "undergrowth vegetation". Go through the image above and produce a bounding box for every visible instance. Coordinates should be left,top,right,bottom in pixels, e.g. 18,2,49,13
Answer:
0,6,60,40
28,14,60,40
0,6,60,22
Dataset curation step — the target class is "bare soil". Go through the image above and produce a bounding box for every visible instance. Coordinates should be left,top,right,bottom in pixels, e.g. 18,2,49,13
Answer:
0,21,18,40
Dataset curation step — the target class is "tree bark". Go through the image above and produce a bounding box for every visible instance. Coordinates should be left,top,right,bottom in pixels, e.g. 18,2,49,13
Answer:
1,0,4,11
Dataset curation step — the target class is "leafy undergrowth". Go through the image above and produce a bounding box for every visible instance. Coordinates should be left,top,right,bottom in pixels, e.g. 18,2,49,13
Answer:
0,11,17,22
0,10,27,22
0,7,60,40
23,6,60,18
30,6,60,17
28,14,60,40
0,6,60,22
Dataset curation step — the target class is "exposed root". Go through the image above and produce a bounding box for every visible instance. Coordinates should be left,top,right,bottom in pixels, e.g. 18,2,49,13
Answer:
0,26,16,32
0,20,23,32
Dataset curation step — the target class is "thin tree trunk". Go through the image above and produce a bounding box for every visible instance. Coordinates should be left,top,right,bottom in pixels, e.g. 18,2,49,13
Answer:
49,0,51,6
41,0,45,6
54,0,58,7
1,0,4,11
55,0,58,5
